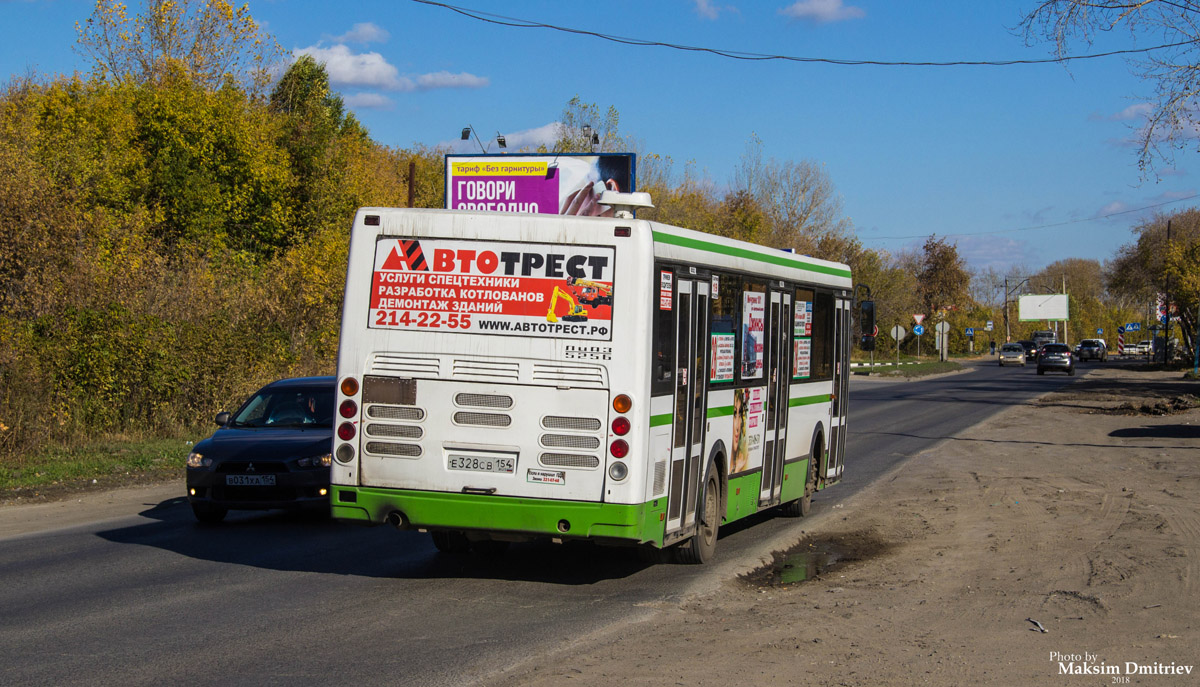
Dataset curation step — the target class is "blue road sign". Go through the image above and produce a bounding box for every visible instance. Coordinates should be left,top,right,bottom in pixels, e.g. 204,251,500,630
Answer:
1118,326,1125,334
965,327,975,336
1126,322,1141,332
913,324,925,336
1096,328,1103,336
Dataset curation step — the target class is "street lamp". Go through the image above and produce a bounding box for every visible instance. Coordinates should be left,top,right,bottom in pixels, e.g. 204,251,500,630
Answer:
1003,276,1030,343
460,125,506,153
581,125,600,152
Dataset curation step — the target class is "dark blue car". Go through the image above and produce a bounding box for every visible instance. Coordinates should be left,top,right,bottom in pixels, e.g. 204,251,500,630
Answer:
186,376,335,523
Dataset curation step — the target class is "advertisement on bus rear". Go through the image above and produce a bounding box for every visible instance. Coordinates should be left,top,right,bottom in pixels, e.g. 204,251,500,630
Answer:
369,238,615,341
445,153,635,217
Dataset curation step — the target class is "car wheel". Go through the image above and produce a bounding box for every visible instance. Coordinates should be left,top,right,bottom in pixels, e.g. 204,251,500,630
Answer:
191,502,228,524
676,461,720,564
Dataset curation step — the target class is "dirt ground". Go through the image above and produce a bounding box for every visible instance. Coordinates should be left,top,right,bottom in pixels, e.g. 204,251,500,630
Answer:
495,364,1200,686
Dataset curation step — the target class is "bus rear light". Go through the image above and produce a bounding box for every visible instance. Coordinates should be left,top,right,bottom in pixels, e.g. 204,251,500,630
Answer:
336,444,355,464
340,377,359,396
608,462,628,481
337,422,356,441
339,399,358,419
609,439,629,459
612,416,630,436
612,394,632,414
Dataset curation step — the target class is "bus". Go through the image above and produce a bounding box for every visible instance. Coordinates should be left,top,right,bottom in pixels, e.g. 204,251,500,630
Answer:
330,201,857,563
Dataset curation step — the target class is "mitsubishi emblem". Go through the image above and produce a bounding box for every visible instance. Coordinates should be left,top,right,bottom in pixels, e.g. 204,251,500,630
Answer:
246,463,256,473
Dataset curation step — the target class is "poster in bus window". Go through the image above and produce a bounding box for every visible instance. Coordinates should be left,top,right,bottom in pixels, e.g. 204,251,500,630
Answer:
368,237,615,341
710,333,734,382
732,387,765,474
793,337,812,379
795,300,812,337
741,291,765,379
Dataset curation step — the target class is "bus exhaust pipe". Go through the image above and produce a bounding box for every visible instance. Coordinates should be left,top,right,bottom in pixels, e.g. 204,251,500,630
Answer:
386,511,409,530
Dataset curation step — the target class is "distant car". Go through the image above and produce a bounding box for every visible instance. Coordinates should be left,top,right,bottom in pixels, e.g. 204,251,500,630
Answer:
1037,343,1075,376
1076,339,1107,362
1017,340,1039,362
186,376,335,523
998,342,1026,367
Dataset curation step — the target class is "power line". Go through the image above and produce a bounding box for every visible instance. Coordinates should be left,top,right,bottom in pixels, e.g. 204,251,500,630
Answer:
411,0,1194,67
871,193,1200,240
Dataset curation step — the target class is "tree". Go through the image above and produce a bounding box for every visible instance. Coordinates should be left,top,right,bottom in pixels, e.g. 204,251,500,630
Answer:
548,96,624,153
76,0,280,93
1020,0,1200,173
917,236,971,316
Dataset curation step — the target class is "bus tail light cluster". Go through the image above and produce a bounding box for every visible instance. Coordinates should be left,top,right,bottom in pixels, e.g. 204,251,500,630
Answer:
336,376,360,464
609,394,632,481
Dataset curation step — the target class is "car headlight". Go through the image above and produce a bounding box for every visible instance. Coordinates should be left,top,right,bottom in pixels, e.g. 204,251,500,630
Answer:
298,453,332,468
186,452,211,468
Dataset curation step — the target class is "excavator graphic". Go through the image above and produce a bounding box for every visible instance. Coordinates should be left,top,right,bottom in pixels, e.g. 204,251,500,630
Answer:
566,276,613,307
546,286,589,323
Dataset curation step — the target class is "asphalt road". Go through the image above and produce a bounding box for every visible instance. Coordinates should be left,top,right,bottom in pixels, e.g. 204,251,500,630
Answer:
0,358,1096,686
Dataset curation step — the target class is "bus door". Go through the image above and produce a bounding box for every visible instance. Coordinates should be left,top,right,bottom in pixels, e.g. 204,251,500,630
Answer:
827,296,851,480
665,274,710,541
759,288,792,507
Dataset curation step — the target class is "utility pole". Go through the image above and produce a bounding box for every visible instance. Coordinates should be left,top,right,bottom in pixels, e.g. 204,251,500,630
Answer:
1165,220,1172,363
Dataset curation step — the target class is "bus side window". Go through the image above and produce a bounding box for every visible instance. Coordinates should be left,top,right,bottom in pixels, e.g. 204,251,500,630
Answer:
652,290,676,396
710,272,741,384
810,291,834,380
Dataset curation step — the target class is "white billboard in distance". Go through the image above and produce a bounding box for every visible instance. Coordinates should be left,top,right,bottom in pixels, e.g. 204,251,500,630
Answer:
1018,294,1069,321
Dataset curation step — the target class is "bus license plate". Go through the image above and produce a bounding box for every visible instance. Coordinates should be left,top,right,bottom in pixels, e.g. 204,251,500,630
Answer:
226,474,276,486
448,454,516,474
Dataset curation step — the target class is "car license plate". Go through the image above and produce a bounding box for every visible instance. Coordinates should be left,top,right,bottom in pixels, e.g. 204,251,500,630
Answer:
447,453,516,474
226,474,276,486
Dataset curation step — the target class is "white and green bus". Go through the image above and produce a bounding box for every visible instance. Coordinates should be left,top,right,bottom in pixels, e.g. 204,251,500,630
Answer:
330,201,856,562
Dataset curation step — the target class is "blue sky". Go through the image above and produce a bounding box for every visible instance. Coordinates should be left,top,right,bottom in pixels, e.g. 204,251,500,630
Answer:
2,0,1194,275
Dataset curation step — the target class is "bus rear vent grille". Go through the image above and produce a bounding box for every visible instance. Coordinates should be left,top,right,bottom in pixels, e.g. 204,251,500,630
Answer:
531,364,606,387
367,405,425,421
541,434,601,450
370,354,440,378
653,460,667,496
452,359,519,380
455,393,514,409
540,453,600,469
542,416,602,431
366,442,422,458
366,423,423,439
453,412,512,427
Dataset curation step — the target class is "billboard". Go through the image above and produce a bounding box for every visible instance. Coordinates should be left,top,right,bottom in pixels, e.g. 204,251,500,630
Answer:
1018,294,1069,321
445,153,635,217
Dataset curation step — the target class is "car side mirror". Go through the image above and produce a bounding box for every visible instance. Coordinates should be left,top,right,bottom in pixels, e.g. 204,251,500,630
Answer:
859,299,876,351
215,411,231,427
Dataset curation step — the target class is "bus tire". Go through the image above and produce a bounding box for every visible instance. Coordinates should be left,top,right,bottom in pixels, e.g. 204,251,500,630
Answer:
782,433,820,518
676,461,720,564
431,530,470,554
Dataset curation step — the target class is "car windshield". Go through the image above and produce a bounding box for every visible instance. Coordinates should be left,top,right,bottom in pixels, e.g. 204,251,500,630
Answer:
1043,344,1070,353
1002,344,1023,352
230,387,335,428
1081,341,1100,347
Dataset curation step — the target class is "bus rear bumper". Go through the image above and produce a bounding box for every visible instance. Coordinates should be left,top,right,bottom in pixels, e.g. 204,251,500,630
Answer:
332,486,666,545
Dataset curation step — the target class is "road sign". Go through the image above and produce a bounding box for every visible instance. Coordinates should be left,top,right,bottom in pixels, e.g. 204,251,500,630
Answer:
872,324,879,337
890,325,906,340
913,324,925,336
1096,328,1103,336
935,321,950,334
985,321,993,331
965,327,975,337
1118,325,1125,334
1126,322,1141,332
913,314,925,325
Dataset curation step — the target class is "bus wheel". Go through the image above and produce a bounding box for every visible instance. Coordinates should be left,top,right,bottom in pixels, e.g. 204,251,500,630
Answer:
782,436,820,518
431,530,470,554
676,462,720,564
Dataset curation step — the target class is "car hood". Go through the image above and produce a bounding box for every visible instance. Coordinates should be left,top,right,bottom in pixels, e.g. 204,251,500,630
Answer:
194,427,333,462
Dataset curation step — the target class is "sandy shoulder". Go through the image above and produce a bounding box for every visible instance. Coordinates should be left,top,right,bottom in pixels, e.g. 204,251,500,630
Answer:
496,365,1200,686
